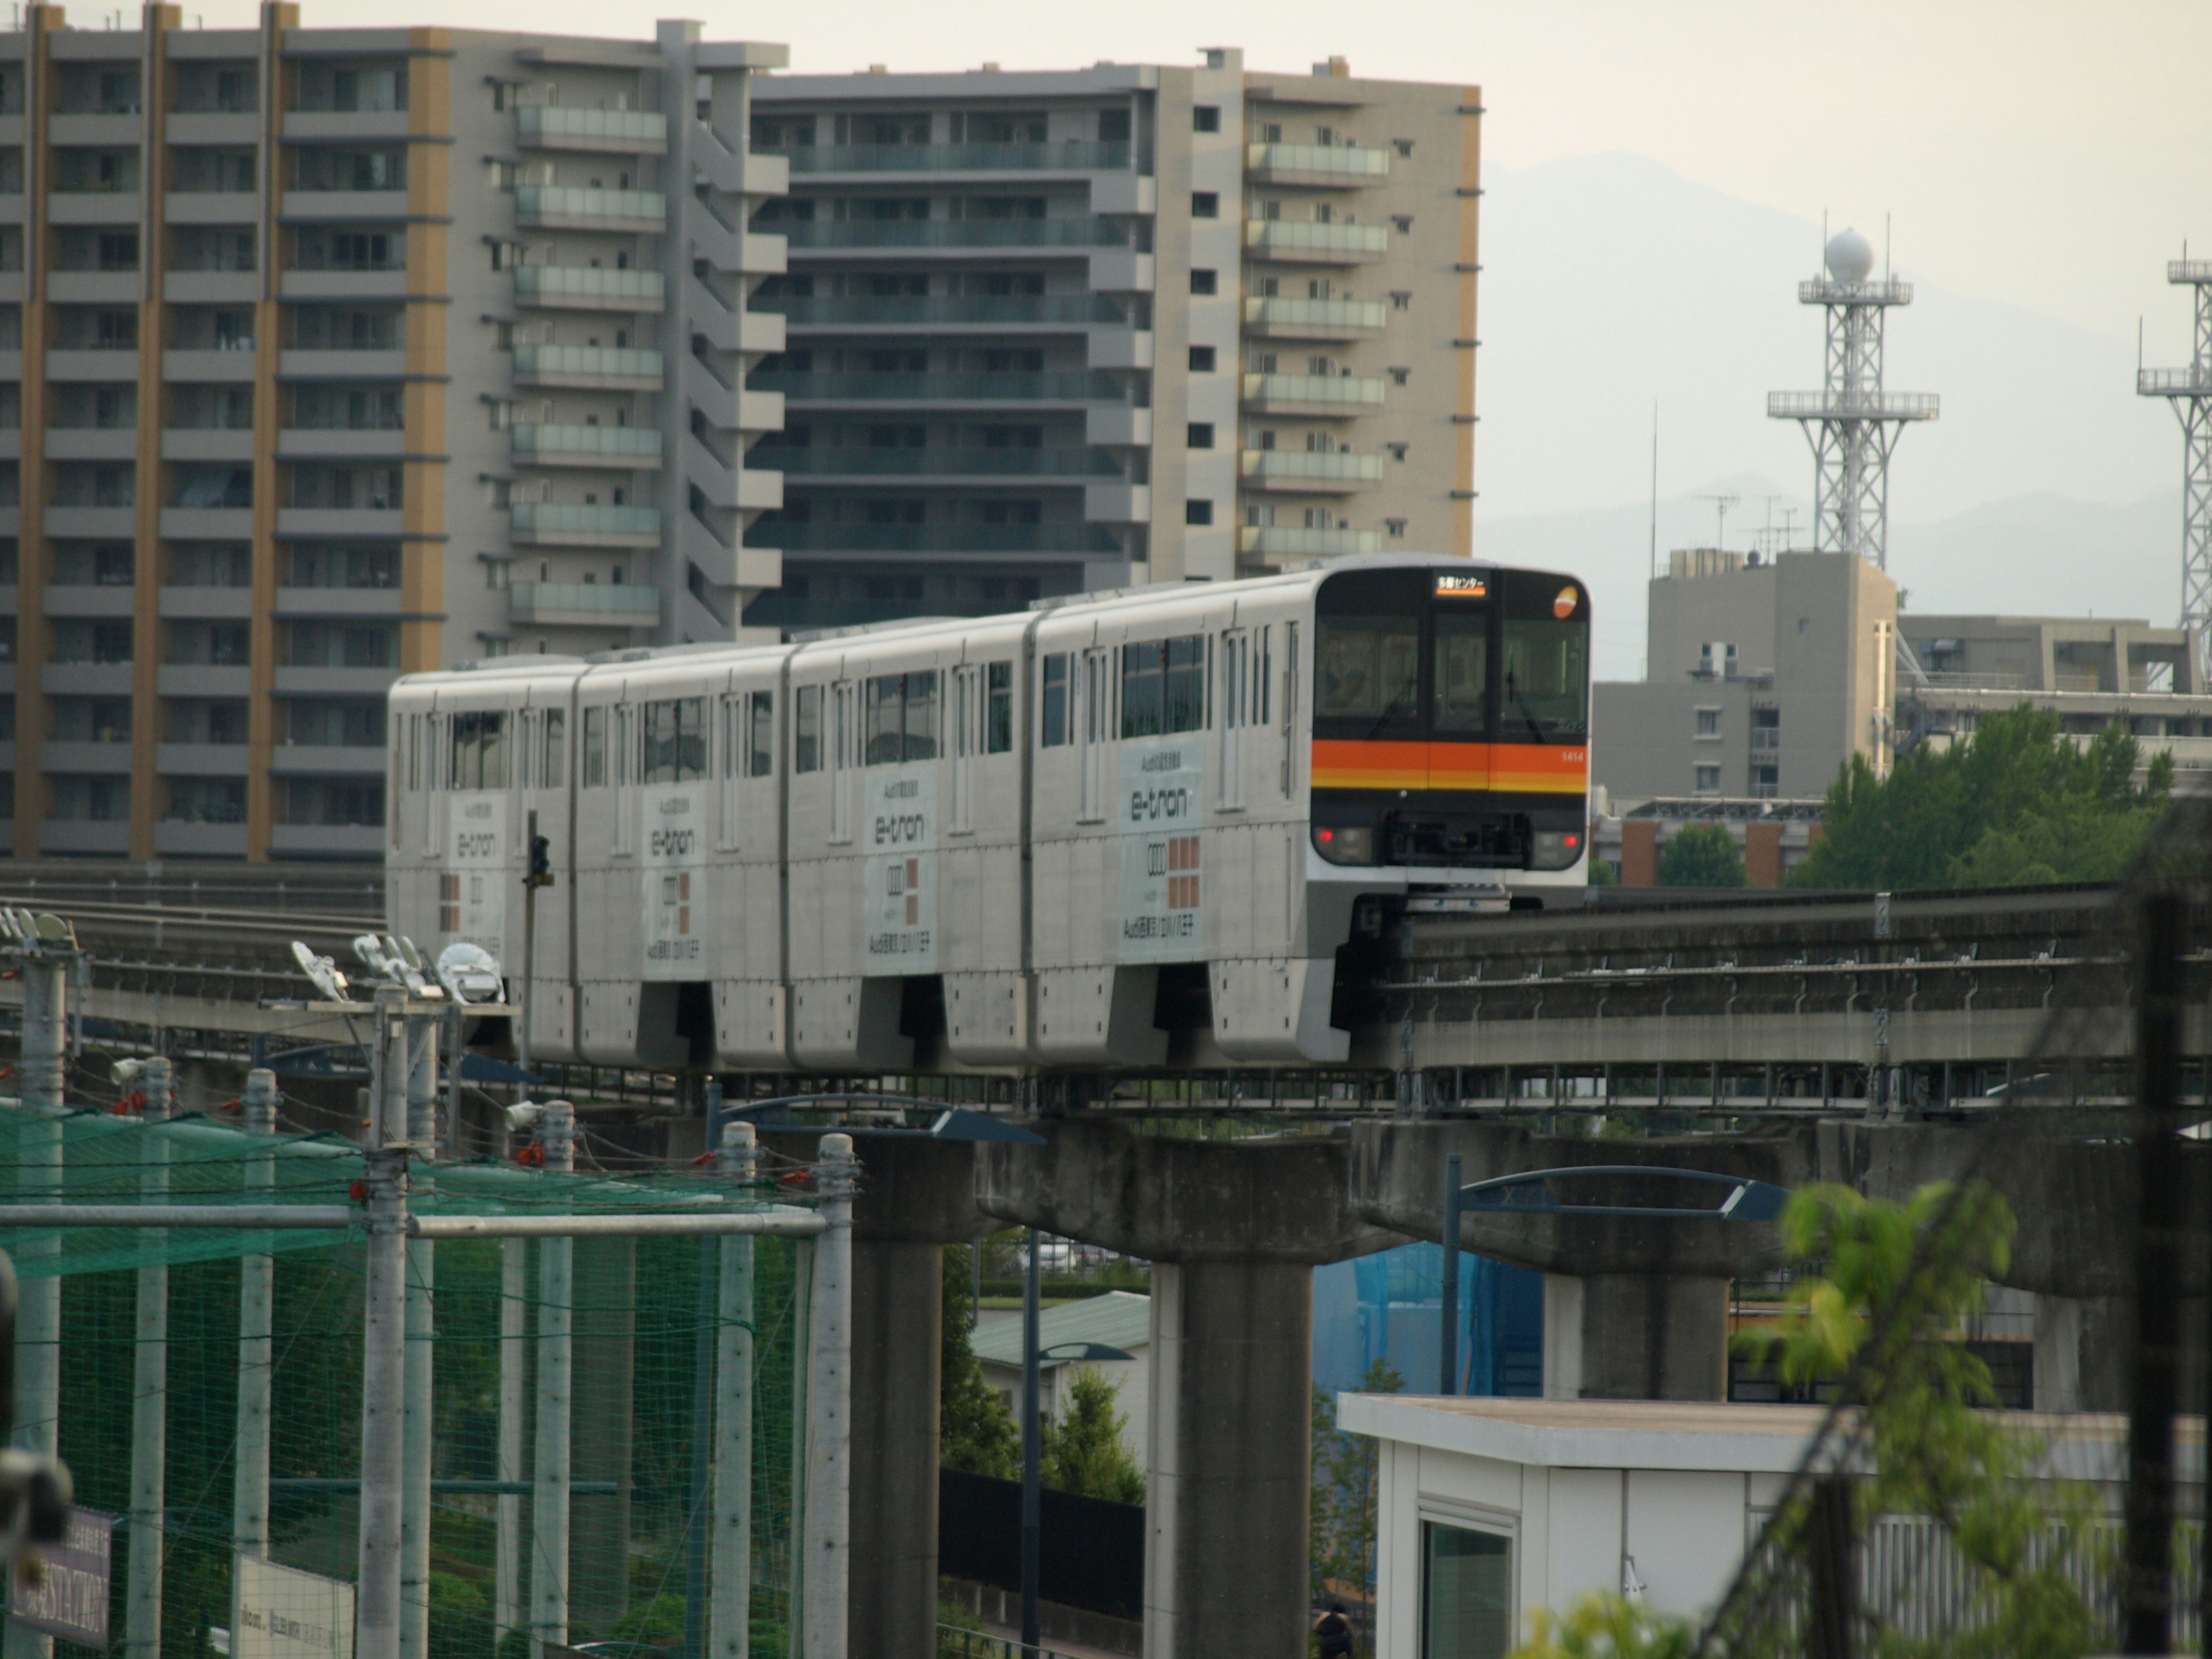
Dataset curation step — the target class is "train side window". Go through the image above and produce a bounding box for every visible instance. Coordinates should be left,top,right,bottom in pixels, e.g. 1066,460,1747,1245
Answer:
449,710,509,790
645,697,707,783
794,685,822,773
718,694,743,781
904,671,938,761
863,671,940,764
1256,626,1272,728
1040,654,1069,747
542,709,565,789
1120,635,1206,738
986,661,1013,754
582,706,608,787
747,691,774,777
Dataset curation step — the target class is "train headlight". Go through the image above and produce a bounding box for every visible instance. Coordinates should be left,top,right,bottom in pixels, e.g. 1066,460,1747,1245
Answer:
1313,825,1374,865
1529,830,1584,870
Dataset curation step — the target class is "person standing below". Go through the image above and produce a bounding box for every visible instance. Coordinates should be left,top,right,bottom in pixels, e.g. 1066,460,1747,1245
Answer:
1315,1597,1357,1659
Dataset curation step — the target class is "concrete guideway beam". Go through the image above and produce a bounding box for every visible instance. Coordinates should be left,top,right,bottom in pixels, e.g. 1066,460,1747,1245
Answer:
764,1132,994,1659
976,1121,1406,1659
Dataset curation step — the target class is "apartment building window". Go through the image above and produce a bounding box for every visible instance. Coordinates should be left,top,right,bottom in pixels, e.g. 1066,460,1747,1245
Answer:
58,65,141,116
1192,105,1220,133
173,63,257,114
1694,764,1721,795
173,467,253,510
171,387,256,431
54,464,135,509
296,228,406,271
55,307,137,351
166,778,247,825
750,115,816,151
296,148,407,192
50,544,132,586
50,620,134,664
1422,1522,1512,1659
1695,707,1721,740
1751,706,1781,751
55,149,140,195
1751,764,1779,800
289,465,402,511
1185,500,1214,527
172,308,255,352
50,385,135,429
1191,191,1218,219
292,306,401,351
296,63,408,114
170,545,251,586
48,696,132,742
1187,423,1214,450
1188,345,1216,373
1190,269,1218,296
173,228,257,273
291,385,403,431
53,230,139,274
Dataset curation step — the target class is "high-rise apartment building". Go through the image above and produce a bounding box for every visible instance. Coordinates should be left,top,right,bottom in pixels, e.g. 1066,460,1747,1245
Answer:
0,5,788,861
742,51,1480,631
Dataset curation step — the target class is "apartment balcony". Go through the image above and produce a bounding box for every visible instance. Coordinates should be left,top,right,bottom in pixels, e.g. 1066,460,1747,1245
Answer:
0,428,16,461
165,191,259,225
40,741,134,775
511,424,663,469
44,427,138,461
43,662,137,696
1243,296,1388,340
276,507,404,537
46,349,139,382
517,105,668,154
165,348,260,381
1243,219,1389,264
165,271,260,305
282,112,412,145
162,429,256,463
47,115,140,146
268,743,386,775
167,113,260,146
41,583,136,617
274,585,403,618
1240,372,1386,416
157,664,252,698
37,820,130,855
781,219,1129,256
162,507,256,540
269,823,384,857
281,269,411,302
775,139,1132,177
154,821,249,857
1240,448,1384,493
1238,524,1381,560
158,585,255,619
753,369,1134,407
1244,142,1392,187
156,742,250,777
0,350,21,379
281,190,410,222
763,294,1135,331
44,506,137,539
512,344,665,391
46,273,140,304
513,266,665,311
514,185,666,232
773,446,1122,482
508,501,662,547
280,349,407,380
272,664,400,696
49,192,141,226
506,579,661,628
768,522,1123,556
278,427,407,460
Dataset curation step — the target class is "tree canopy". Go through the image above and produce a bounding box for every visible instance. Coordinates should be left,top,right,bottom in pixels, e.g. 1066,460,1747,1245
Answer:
1787,706,2173,891
1041,1365,1145,1505
1657,822,1747,888
940,1245,1019,1481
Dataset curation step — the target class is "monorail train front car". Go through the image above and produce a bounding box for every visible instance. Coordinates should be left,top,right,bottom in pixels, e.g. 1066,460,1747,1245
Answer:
384,554,1589,1071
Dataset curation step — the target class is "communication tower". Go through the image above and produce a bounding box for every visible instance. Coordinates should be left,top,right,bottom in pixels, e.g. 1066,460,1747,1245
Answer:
2139,255,2212,674
1767,228,1939,568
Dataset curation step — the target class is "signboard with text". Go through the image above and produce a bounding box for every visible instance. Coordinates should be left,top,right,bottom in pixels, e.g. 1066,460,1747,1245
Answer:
233,1555,355,1659
10,1507,112,1647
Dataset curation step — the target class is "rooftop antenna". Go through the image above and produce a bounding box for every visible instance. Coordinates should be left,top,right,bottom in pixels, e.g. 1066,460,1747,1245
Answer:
2139,241,2212,680
1767,220,1938,567
1698,491,1739,550
1649,402,1659,579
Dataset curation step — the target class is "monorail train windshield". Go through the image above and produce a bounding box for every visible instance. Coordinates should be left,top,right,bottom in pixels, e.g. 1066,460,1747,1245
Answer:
1310,565,1590,870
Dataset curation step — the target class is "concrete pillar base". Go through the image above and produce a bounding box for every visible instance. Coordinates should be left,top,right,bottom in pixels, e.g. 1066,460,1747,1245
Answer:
851,1238,944,1659
1544,1274,1728,1402
1146,1259,1312,1659
2032,1293,2130,1412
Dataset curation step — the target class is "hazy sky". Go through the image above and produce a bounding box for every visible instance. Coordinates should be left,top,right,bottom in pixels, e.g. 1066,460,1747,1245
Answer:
257,0,2211,357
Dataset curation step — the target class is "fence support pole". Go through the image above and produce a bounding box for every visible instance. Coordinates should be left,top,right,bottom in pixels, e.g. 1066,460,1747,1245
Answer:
125,1057,175,1659
1020,1225,1041,1656
233,1070,279,1588
801,1134,856,1659
709,1123,757,1659
401,1017,440,1659
4,950,71,1659
497,1233,527,1649
531,1103,578,1658
359,987,414,1659
1440,1152,1463,1396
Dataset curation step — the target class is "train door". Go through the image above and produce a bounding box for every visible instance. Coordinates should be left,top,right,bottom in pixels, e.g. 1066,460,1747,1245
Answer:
716,681,744,853
1430,578,1492,795
949,662,980,834
612,700,637,857
829,677,857,843
1218,629,1249,812
1078,644,1112,821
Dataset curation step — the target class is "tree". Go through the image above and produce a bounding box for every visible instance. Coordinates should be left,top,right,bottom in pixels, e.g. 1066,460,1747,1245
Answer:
1312,1358,1404,1605
1657,823,1745,888
940,1244,1019,1480
1041,1364,1145,1504
1789,706,2172,891
1588,857,1621,887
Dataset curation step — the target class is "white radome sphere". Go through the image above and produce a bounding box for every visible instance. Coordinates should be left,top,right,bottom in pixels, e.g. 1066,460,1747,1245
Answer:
1824,228,1876,283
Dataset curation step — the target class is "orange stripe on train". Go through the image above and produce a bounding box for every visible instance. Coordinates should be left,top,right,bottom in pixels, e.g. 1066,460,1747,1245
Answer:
1311,740,1588,793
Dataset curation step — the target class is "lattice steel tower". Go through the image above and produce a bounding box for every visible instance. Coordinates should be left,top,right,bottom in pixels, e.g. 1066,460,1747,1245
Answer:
2140,256,2212,671
1767,228,1939,567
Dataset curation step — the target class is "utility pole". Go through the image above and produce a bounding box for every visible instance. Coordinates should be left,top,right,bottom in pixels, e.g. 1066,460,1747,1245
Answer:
532,1101,578,1657
802,1135,857,1659
1020,1227,1043,1653
1439,1154,1463,1396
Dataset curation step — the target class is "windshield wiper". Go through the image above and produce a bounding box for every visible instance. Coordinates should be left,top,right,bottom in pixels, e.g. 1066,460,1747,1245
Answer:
1365,688,1415,740
1505,672,1548,743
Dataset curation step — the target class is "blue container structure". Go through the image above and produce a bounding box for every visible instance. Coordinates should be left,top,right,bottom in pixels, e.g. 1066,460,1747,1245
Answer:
1313,1243,1544,1399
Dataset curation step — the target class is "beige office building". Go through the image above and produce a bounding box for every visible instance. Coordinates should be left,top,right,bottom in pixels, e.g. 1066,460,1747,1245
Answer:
1592,548,1899,805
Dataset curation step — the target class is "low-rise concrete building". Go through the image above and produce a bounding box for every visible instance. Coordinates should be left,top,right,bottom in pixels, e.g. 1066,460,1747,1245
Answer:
1590,797,1825,888
972,1289,1150,1469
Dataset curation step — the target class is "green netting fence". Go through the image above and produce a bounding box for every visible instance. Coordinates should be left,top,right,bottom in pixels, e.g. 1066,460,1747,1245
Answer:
0,1103,817,1658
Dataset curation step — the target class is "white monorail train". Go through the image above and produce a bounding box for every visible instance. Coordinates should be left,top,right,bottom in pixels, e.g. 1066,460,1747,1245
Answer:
387,555,1592,1070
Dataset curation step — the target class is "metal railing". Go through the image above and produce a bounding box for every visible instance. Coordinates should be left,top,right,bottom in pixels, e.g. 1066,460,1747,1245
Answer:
1240,448,1384,484
1243,296,1388,333
935,1623,1092,1659
2139,367,2212,395
513,266,666,306
765,522,1124,555
762,294,1132,328
512,344,665,383
752,369,1135,404
506,581,660,619
772,446,1123,479
1239,525,1381,558
517,106,668,149
1796,276,1914,304
779,218,1130,251
510,423,664,461
775,139,1130,173
1766,391,1940,420
513,185,667,226
508,502,662,539
1243,219,1389,257
2168,259,2212,283
1245,141,1391,179
1241,372,1386,408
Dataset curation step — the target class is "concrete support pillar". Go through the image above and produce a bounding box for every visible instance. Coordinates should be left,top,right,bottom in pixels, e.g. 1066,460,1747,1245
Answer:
571,1239,637,1633
849,1238,943,1659
1146,1260,1314,1659
2033,1293,2131,1412
1547,1274,1729,1402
